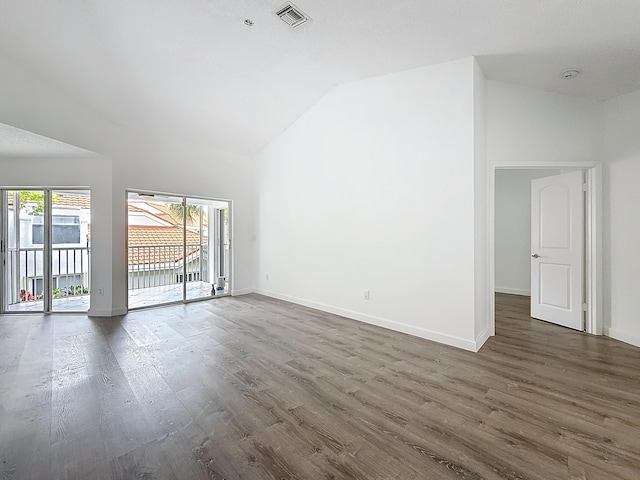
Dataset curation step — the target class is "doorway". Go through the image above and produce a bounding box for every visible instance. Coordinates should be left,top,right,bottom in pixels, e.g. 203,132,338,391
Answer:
0,188,92,313
489,163,602,337
494,169,561,297
126,191,231,309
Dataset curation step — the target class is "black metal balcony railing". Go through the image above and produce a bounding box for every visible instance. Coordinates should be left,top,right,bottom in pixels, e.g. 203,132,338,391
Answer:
128,244,208,290
6,243,221,304
6,246,90,304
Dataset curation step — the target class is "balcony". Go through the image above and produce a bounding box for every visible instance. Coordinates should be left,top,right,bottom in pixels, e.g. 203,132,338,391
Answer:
5,246,90,312
128,244,227,309
4,243,227,312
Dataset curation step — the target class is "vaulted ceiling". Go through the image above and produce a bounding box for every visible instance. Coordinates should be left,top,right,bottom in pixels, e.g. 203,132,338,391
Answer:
1,1,639,157
0,123,97,158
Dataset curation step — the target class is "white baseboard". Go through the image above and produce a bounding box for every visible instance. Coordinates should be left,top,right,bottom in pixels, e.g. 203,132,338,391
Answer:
495,286,530,296
474,326,492,352
232,288,255,296
605,327,640,349
88,307,127,317
255,288,478,352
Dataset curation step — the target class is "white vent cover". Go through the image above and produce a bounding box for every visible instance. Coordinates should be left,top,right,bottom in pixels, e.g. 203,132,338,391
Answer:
275,3,310,28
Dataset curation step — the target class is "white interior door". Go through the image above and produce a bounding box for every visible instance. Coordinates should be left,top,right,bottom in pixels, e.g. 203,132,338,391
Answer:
530,170,584,330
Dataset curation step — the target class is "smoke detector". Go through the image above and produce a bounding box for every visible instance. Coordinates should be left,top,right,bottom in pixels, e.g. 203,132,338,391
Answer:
560,69,581,80
274,2,310,28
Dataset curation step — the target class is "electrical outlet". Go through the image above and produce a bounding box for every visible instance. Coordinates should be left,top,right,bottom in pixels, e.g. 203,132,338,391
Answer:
98,287,104,296
266,274,269,281
364,290,370,300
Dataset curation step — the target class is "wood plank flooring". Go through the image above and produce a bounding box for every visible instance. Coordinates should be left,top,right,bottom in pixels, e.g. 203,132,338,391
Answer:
1,293,639,479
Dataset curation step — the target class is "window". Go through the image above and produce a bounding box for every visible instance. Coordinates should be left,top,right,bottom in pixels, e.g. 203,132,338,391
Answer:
33,215,81,244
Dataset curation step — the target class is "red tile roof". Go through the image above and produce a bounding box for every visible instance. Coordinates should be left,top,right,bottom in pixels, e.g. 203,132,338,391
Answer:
127,226,203,265
6,192,91,208
127,202,209,227
54,193,91,208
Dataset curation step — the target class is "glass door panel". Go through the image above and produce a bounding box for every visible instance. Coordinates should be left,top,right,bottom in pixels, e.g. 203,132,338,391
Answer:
215,201,231,297
184,198,230,301
4,190,46,312
184,198,209,301
127,191,185,309
51,189,91,312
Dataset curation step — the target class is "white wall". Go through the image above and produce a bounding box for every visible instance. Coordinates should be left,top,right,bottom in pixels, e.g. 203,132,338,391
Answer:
603,88,640,347
256,57,484,351
486,80,603,165
494,169,560,295
473,60,489,345
0,156,114,314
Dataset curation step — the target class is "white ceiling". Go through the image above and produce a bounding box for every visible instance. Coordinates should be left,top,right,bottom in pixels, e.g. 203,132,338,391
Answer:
0,123,97,158
1,0,639,157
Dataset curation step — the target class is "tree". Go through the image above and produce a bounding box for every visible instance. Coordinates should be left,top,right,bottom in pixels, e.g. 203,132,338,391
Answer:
16,191,57,215
168,202,201,224
18,191,44,214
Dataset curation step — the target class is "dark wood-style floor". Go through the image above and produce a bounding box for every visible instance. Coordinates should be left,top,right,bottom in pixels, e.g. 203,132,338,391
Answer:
1,293,639,479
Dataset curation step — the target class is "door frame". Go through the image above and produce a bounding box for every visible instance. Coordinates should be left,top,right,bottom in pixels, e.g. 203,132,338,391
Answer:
488,161,602,336
0,187,92,314
0,188,51,313
125,189,233,311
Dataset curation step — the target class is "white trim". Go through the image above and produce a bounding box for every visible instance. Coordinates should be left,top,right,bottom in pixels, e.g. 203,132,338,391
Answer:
228,200,234,302
0,192,5,312
488,161,602,337
232,288,254,296
488,164,496,336
492,161,598,169
256,288,480,352
605,327,640,349
88,307,127,317
495,287,530,296
475,325,491,351
44,190,52,312
585,165,603,335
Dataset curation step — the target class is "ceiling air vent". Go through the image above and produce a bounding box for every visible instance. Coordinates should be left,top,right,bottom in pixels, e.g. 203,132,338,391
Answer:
275,3,310,28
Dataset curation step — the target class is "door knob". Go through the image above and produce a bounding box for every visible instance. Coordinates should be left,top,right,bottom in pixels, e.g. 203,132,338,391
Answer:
531,254,540,258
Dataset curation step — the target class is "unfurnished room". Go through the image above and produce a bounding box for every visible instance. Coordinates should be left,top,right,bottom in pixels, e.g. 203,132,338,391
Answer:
1,1,640,479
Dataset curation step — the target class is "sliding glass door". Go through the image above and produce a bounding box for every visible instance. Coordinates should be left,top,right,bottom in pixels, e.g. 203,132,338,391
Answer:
184,197,230,301
50,190,91,312
2,190,46,312
127,191,231,309
0,189,91,313
127,192,184,308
